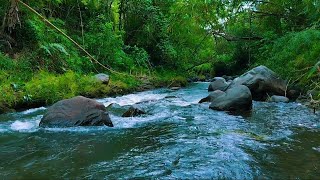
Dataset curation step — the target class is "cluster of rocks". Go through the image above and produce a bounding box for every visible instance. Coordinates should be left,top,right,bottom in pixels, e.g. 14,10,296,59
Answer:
200,65,293,112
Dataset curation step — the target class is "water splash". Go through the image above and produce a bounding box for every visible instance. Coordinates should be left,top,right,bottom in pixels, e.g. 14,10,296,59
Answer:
9,115,42,132
97,91,168,107
21,107,46,115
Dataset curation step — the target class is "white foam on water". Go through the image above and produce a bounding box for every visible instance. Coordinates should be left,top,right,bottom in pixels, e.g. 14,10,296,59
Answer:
8,115,42,132
0,127,9,133
169,99,194,107
44,126,112,133
173,115,187,120
10,119,40,132
21,107,46,115
194,115,207,121
98,92,168,107
313,147,320,152
111,110,172,129
11,121,34,130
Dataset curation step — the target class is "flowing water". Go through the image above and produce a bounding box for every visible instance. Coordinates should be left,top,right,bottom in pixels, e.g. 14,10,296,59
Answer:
0,83,319,179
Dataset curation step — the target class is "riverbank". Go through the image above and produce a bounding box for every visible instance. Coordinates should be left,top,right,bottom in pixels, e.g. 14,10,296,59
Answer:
0,70,188,114
1,62,319,114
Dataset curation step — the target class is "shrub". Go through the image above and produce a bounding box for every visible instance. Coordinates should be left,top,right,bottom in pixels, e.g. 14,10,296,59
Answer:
256,29,320,87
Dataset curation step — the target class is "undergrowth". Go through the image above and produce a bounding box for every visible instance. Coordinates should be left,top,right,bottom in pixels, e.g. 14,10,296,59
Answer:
255,29,320,98
0,51,188,113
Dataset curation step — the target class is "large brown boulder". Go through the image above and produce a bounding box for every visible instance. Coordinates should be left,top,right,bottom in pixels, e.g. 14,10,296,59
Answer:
209,85,252,111
229,66,287,101
39,96,113,128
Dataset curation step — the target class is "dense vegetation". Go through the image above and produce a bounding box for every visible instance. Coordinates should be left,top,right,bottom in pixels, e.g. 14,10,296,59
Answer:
0,0,319,112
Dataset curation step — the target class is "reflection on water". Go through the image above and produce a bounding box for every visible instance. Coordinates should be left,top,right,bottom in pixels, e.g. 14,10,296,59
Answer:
0,83,319,179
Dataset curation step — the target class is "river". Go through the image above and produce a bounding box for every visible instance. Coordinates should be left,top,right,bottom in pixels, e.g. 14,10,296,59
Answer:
0,82,319,179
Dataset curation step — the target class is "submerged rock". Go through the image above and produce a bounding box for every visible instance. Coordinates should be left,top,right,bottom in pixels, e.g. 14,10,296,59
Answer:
94,73,110,85
170,87,181,91
209,85,252,111
269,95,290,103
199,90,225,103
39,96,113,128
165,95,178,99
106,103,128,116
208,77,229,92
229,65,287,101
122,105,146,117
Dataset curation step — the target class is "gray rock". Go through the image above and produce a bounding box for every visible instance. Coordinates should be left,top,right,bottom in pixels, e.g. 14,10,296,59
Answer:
165,95,178,99
287,89,300,100
222,75,234,81
94,73,110,85
209,85,252,111
122,105,146,117
199,90,225,103
208,77,229,92
268,95,289,103
229,66,287,100
106,103,128,116
40,96,113,128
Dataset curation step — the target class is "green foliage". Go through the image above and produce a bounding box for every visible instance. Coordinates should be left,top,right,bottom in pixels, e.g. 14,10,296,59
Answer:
40,43,69,56
0,53,15,71
151,70,188,87
1,0,320,111
193,63,213,76
0,83,22,109
121,0,172,66
256,29,320,85
85,19,132,71
25,71,81,104
24,71,139,104
308,61,320,78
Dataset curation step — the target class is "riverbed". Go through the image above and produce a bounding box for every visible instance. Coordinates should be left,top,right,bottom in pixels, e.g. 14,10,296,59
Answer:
0,82,319,179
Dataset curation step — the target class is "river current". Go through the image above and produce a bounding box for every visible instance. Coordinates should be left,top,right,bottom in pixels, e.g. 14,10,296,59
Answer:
0,83,319,179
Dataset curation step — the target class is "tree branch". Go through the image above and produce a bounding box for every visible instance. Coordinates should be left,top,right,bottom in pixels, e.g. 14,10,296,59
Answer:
211,30,263,41
252,10,283,17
